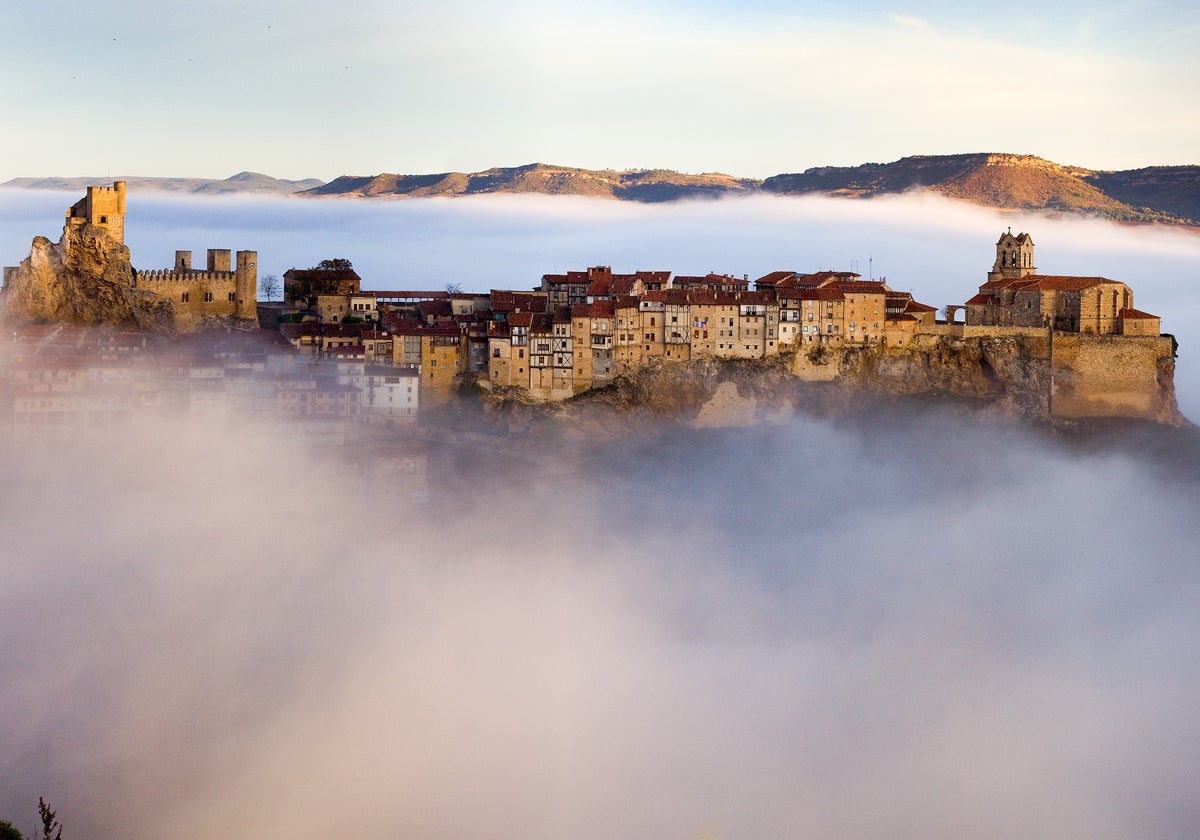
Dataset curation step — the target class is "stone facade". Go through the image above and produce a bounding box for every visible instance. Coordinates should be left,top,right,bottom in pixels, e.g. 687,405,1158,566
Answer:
134,248,257,331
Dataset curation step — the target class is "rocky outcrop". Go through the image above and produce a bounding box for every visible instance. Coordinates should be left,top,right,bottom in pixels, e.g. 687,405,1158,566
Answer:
492,334,1185,431
2,223,176,332
815,334,1184,426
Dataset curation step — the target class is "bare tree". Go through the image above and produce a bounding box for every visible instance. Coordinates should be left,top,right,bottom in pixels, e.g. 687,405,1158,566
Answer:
259,273,282,302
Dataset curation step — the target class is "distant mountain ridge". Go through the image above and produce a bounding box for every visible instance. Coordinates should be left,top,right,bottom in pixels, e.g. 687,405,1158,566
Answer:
761,153,1200,225
0,171,325,196
6,156,1199,225
300,163,762,202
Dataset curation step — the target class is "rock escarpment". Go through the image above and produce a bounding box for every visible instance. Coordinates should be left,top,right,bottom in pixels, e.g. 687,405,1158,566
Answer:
2,223,175,332
494,335,1185,430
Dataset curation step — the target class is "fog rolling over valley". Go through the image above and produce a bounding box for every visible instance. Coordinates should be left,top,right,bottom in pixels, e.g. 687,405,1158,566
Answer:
4,406,1200,840
3,191,1200,839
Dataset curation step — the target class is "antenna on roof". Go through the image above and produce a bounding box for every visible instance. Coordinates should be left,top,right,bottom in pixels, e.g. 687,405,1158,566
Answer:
869,256,873,281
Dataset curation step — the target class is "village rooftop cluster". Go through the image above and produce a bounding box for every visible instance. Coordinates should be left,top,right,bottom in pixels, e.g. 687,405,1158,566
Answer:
276,227,1160,406
0,183,1166,437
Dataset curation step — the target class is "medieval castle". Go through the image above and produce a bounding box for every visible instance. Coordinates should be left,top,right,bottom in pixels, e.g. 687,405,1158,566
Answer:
2,180,257,331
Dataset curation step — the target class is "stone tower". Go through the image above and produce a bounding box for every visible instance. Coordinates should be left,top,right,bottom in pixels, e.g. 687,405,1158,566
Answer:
988,229,1036,283
234,250,258,319
64,181,126,244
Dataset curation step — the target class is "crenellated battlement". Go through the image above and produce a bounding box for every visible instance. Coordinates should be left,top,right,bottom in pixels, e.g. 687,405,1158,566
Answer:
136,269,238,284
5,182,257,331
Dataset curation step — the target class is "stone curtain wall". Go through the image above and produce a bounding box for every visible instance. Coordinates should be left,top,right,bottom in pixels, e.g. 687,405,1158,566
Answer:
1050,334,1177,422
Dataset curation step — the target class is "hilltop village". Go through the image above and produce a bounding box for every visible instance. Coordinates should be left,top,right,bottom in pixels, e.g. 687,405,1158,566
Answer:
0,183,1183,439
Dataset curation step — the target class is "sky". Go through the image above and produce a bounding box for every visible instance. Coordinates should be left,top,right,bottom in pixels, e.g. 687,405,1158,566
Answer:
1,0,1197,181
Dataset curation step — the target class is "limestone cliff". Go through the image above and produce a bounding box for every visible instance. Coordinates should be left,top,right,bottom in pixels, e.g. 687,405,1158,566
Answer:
2,223,176,332
487,335,1185,431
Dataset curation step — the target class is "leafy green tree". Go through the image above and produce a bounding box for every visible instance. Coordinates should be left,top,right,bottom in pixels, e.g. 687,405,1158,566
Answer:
0,820,26,840
286,259,357,305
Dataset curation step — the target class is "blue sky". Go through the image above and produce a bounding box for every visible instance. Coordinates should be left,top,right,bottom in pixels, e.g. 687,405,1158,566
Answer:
1,0,1196,180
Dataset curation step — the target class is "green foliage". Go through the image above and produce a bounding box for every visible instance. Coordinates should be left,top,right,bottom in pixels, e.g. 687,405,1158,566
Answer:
0,820,26,840
37,799,60,840
806,344,832,364
313,258,352,272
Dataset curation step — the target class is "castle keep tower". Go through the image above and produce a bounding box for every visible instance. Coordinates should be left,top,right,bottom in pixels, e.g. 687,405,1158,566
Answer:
235,250,257,319
987,229,1035,282
65,181,126,244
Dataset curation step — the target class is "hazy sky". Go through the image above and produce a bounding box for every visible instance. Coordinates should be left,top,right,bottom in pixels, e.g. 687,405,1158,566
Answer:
1,0,1197,180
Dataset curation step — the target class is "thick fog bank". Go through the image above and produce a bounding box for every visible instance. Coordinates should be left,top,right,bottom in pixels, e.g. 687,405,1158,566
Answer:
3,188,1198,416
2,405,1200,840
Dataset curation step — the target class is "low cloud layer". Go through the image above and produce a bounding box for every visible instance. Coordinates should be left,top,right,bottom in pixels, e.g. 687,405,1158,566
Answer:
2,406,1200,840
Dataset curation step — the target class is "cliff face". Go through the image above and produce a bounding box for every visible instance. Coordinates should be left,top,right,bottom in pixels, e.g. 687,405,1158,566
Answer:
2,223,176,332
805,334,1184,427
500,334,1185,431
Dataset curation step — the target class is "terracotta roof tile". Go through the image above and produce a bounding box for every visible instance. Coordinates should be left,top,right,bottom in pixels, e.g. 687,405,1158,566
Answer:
1026,274,1116,291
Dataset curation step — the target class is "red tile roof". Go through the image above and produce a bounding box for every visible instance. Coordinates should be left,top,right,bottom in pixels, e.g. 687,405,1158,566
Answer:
490,290,548,313
1026,275,1117,291
1119,307,1159,320
776,286,844,301
835,281,889,295
587,278,612,297
755,271,797,287
572,300,616,318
